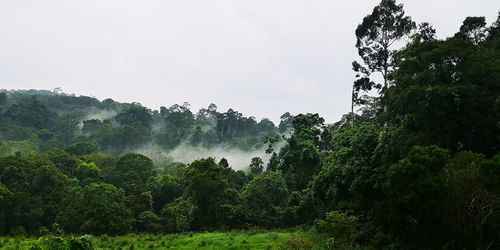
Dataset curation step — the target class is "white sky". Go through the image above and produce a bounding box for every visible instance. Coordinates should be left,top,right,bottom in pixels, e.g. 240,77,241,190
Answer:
0,0,498,123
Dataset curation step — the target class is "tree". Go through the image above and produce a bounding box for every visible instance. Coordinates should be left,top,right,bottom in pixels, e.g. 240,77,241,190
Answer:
184,158,227,230
147,174,183,212
3,101,55,129
57,183,132,235
312,124,381,215
0,184,12,234
82,119,102,134
444,152,500,249
257,119,277,134
413,22,436,42
386,146,451,247
110,153,155,194
267,152,280,172
315,211,359,247
75,161,101,185
0,155,44,234
278,114,324,190
242,172,288,227
115,105,152,128
383,29,500,156
65,142,98,156
352,0,415,109
160,198,193,232
31,164,69,227
278,112,293,133
220,159,249,190
455,16,487,44
0,92,7,105
114,106,153,149
249,157,264,175
137,210,162,233
159,103,194,148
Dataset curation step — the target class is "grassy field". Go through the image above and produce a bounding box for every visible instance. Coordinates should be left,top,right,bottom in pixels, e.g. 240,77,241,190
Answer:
0,230,324,250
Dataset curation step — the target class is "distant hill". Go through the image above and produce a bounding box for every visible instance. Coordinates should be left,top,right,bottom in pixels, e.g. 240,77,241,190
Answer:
0,89,290,168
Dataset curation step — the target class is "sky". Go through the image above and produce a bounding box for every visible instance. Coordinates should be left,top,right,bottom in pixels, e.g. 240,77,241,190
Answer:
0,0,499,123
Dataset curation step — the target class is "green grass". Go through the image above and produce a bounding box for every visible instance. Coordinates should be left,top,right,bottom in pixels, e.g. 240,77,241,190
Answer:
0,230,324,250
0,237,37,249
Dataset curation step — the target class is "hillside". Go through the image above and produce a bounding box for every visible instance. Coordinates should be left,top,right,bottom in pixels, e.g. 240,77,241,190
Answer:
0,89,287,170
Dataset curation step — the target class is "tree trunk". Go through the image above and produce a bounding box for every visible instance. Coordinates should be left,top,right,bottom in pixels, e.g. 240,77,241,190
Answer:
351,86,355,125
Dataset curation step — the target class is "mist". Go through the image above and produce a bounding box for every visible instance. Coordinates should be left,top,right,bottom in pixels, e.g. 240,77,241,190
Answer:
132,138,286,171
132,144,268,171
168,143,269,171
83,108,118,122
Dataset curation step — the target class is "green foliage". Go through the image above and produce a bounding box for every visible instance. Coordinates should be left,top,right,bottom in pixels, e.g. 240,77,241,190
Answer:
147,174,183,212
278,113,324,191
313,124,381,214
443,152,500,249
455,16,487,44
68,235,94,250
386,146,451,247
160,198,194,232
30,234,94,250
184,158,228,230
57,183,132,235
116,106,152,129
278,236,314,250
111,153,155,194
66,143,98,156
1,230,318,250
0,140,38,156
76,161,101,184
248,157,264,175
137,211,162,233
384,27,500,156
352,0,416,107
315,211,359,247
242,172,289,227
0,3,499,249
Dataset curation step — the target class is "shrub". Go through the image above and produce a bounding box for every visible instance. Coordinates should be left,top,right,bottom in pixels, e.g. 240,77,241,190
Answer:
315,211,359,244
30,235,95,250
279,236,313,250
68,235,94,250
35,235,66,250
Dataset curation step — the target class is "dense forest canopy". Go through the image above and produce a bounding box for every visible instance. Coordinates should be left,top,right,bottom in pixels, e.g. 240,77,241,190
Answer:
0,1,499,249
0,89,289,169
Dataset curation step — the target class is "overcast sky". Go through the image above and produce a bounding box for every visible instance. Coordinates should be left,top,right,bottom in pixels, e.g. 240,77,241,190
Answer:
1,0,499,123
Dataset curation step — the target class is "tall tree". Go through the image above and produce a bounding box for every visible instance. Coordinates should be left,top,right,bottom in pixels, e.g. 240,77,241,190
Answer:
455,16,487,44
249,157,264,175
351,0,415,112
184,158,227,230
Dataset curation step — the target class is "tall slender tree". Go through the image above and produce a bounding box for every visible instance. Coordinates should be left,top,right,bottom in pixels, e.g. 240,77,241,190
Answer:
351,0,415,116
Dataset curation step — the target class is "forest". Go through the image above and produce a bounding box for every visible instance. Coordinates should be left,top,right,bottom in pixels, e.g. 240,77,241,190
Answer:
0,0,500,249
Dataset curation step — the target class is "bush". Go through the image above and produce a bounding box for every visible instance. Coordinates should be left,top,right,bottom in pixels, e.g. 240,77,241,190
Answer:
34,235,66,250
30,235,95,250
315,211,359,245
68,235,94,250
279,236,313,250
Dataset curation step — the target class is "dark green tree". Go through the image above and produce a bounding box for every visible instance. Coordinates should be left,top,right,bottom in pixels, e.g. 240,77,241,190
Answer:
110,153,155,194
249,157,264,175
352,0,415,109
455,16,487,44
242,172,288,227
184,158,227,230
57,183,132,235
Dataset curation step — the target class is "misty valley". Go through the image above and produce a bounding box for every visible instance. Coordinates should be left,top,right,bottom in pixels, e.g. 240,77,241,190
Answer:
1,0,500,249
